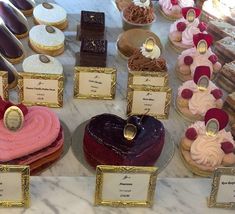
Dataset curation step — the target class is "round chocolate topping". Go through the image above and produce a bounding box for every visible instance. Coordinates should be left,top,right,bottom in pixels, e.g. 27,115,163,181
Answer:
42,2,53,9
45,25,55,33
39,55,50,63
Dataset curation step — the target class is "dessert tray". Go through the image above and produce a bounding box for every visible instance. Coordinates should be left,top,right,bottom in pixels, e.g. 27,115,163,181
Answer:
71,119,175,174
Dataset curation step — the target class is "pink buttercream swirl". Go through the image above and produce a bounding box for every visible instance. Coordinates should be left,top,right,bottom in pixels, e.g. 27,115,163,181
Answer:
181,22,201,46
159,0,173,10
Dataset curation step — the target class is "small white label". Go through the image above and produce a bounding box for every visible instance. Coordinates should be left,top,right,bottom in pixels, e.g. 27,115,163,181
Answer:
132,76,165,87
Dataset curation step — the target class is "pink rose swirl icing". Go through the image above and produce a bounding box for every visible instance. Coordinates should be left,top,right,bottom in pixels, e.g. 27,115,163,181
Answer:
170,18,199,34
159,0,173,10
178,0,194,8
0,106,60,162
181,22,201,46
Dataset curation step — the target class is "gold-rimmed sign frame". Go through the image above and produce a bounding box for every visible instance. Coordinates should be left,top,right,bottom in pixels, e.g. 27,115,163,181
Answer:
127,85,172,119
95,165,158,207
0,71,8,100
128,71,168,87
18,72,64,108
208,167,235,209
0,165,30,208
74,66,116,100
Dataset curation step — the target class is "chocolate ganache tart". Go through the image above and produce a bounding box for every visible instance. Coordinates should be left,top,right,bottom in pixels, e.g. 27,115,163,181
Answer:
83,114,165,168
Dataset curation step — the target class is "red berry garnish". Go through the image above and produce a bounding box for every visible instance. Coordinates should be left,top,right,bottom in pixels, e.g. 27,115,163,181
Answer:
181,89,193,99
208,55,218,64
184,56,193,65
177,22,186,32
198,22,207,32
211,89,223,99
185,127,198,140
221,142,234,154
171,0,178,5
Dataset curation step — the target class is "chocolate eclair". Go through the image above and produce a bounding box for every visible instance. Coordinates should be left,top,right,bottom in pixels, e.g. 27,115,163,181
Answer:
9,0,34,16
0,54,18,89
0,1,29,38
0,23,24,64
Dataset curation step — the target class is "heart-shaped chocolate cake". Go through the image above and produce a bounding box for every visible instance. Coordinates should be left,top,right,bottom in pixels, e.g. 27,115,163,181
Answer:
83,114,165,167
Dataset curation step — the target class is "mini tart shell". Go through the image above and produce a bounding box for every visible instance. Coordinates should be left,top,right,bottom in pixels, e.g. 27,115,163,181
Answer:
5,53,25,65
157,4,181,21
15,30,29,39
168,34,192,53
175,64,192,82
21,8,34,17
33,18,68,31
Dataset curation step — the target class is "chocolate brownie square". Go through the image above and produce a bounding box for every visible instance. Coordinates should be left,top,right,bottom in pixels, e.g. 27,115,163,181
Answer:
78,10,105,40
79,38,107,67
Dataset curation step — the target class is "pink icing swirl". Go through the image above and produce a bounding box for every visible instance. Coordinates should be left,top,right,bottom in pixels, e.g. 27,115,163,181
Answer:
178,0,194,8
159,0,173,10
0,106,60,162
181,22,201,46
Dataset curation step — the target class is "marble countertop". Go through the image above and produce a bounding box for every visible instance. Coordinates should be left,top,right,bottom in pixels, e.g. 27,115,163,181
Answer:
8,0,227,177
4,177,234,214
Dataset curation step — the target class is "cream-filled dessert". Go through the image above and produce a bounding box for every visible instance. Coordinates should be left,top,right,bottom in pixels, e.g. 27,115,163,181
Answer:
29,25,65,56
23,54,63,74
176,66,223,121
180,108,235,177
169,7,207,52
122,0,155,30
0,97,64,175
128,37,167,71
33,2,67,30
176,33,221,81
159,0,194,20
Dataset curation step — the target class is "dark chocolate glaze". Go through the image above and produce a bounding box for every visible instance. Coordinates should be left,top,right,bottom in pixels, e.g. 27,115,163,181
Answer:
86,114,165,156
81,10,105,31
0,55,15,84
80,38,107,54
0,25,23,59
0,1,28,35
9,0,33,10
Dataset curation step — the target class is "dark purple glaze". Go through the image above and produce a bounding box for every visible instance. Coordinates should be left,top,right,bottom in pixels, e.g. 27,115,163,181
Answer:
9,0,33,10
0,25,23,59
86,114,165,156
0,55,15,84
0,1,28,35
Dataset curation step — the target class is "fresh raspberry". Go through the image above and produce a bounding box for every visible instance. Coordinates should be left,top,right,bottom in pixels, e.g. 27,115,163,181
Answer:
208,55,218,64
171,0,178,5
211,89,223,99
185,127,197,140
16,104,28,116
221,142,234,154
177,22,186,32
184,56,193,65
181,89,193,99
198,22,207,32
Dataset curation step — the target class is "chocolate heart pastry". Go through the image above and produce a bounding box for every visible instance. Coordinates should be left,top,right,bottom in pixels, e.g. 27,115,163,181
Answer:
0,23,24,64
0,54,18,89
0,1,28,37
83,114,165,167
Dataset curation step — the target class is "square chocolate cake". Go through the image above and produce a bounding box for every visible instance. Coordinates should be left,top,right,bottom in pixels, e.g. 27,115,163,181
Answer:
78,10,105,40
79,38,107,67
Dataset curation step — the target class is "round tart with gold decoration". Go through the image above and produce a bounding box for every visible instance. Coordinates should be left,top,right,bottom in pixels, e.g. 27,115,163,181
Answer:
29,25,65,56
9,0,35,17
23,54,63,75
180,108,235,177
33,2,68,30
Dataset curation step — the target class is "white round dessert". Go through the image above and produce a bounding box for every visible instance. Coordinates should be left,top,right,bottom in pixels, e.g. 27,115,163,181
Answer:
22,54,63,75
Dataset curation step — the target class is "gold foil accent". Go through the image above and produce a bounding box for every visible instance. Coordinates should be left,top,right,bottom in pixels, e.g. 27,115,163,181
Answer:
206,118,219,137
197,40,207,54
39,55,50,63
144,37,155,52
0,71,8,100
186,9,196,22
42,2,53,9
197,75,209,91
3,106,24,131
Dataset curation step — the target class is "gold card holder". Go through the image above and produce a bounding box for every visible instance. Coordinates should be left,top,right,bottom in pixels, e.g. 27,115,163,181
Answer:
74,66,116,100
18,72,64,108
95,165,158,207
208,167,235,209
0,165,30,208
128,71,168,87
127,85,172,119
0,71,8,101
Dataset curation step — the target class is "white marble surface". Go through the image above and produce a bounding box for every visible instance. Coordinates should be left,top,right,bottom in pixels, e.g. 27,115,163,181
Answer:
8,0,227,177
3,177,234,214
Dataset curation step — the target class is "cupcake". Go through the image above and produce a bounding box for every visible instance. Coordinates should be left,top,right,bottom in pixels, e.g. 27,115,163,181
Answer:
169,7,207,52
176,66,223,121
9,0,35,16
176,33,221,81
180,108,235,177
128,37,167,72
29,25,65,56
122,0,155,31
158,0,194,20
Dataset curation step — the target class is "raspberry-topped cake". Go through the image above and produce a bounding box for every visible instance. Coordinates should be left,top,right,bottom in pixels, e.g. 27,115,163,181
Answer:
83,114,165,167
180,108,235,177
176,66,223,121
0,97,64,175
169,7,207,52
176,33,221,81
